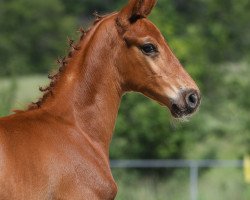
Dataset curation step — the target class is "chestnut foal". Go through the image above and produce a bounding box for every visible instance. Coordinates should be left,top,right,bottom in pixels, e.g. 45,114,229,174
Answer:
0,0,200,199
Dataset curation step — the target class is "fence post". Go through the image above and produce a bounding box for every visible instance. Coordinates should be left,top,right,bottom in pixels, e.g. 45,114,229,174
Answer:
190,162,199,200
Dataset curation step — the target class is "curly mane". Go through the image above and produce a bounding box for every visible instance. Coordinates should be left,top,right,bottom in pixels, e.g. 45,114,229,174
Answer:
28,12,109,110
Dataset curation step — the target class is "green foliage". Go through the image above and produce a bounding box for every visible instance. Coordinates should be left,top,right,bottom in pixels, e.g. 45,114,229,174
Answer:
153,0,250,65
60,0,126,15
0,0,75,76
111,94,185,159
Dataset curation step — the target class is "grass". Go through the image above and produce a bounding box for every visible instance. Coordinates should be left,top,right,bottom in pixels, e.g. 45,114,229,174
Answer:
0,75,48,112
113,168,250,200
198,168,250,200
113,169,190,200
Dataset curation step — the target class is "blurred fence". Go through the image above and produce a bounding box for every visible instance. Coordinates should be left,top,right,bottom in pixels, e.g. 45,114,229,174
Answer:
111,160,244,200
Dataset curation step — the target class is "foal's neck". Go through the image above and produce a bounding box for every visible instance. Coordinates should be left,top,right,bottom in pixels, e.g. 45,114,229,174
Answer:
42,14,122,156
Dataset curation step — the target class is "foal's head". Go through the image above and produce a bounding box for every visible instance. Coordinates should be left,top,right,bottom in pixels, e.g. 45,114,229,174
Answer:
114,0,201,118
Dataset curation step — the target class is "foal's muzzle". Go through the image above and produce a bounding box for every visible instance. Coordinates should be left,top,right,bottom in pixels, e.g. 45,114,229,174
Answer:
171,89,201,118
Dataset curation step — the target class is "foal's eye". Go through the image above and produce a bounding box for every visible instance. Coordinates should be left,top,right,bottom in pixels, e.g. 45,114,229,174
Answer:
140,43,158,55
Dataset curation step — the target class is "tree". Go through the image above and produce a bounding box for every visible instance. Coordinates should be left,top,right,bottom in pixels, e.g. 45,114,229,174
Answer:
0,0,76,76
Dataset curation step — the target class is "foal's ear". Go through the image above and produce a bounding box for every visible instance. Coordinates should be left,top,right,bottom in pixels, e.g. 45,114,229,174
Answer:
117,0,157,30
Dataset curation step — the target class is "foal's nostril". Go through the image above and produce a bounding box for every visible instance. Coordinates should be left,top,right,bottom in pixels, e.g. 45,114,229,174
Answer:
189,94,197,104
186,92,199,109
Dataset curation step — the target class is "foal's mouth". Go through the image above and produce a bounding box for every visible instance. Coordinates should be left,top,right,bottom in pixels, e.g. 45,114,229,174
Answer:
170,104,198,118
169,90,201,119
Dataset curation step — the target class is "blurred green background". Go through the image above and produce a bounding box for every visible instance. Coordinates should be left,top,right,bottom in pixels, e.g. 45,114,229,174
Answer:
0,0,250,199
